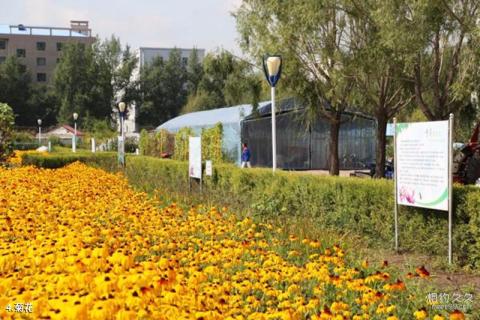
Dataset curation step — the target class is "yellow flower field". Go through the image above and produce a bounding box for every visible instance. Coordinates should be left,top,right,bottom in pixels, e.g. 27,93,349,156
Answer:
0,163,464,319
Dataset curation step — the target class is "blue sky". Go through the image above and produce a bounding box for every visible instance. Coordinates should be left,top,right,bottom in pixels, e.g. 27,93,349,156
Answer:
0,0,242,53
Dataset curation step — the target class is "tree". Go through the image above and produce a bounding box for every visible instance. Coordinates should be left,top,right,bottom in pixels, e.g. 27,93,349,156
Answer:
0,102,15,162
182,50,266,114
347,0,414,177
0,57,32,126
137,49,188,127
236,0,356,175
186,48,204,96
377,0,480,121
54,36,138,125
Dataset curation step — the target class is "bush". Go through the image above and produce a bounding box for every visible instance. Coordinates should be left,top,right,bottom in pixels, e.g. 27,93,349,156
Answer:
22,152,117,171
20,152,480,268
139,129,174,157
0,103,15,162
173,127,194,161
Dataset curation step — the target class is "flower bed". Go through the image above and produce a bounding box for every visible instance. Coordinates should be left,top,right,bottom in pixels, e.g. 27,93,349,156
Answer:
0,163,465,319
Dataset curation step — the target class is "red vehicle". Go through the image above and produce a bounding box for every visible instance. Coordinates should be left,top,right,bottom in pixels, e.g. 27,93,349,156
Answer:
453,123,480,184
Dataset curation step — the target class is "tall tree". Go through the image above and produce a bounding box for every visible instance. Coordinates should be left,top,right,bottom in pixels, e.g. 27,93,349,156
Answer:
0,57,32,126
183,50,266,114
236,0,356,175
54,36,137,125
137,49,187,127
378,0,480,120
347,0,414,177
186,48,204,96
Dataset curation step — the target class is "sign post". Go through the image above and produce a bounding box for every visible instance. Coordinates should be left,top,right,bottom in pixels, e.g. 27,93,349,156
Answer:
393,118,398,252
394,115,453,263
189,136,202,192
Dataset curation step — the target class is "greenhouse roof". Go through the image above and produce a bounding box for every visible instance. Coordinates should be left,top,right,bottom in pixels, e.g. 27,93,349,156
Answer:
244,97,375,121
156,102,269,132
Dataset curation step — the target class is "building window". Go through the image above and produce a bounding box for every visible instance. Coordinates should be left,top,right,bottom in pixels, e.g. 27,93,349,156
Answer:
37,57,46,66
16,49,26,58
56,58,60,63
182,57,188,65
0,56,5,64
37,73,47,82
56,42,63,51
0,40,6,50
19,64,27,73
36,42,46,51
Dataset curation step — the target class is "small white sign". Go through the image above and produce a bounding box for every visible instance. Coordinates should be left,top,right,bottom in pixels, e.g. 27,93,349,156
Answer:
189,137,202,179
396,121,449,211
205,160,212,176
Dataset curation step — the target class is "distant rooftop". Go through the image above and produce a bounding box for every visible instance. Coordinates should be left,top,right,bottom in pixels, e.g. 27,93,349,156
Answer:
0,20,92,37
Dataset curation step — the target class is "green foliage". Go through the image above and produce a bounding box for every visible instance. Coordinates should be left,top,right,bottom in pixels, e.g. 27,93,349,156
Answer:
173,127,194,161
137,49,188,127
11,131,39,151
54,36,137,125
0,102,15,162
201,123,223,163
375,0,480,120
21,152,117,170
0,56,33,126
139,129,174,157
182,50,267,114
89,119,117,143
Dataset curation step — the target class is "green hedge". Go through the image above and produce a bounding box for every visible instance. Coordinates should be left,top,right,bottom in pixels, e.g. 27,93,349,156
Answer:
20,152,480,268
21,152,118,171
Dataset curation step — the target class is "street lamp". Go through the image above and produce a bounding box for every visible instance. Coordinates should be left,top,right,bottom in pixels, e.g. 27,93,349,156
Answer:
72,112,78,153
37,119,42,145
118,102,126,167
262,54,283,172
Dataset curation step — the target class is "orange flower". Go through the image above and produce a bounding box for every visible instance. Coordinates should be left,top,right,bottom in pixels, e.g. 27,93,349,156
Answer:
415,266,430,278
449,310,465,320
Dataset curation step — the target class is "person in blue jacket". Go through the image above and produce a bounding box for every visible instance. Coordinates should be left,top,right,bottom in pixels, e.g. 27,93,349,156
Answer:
241,142,251,168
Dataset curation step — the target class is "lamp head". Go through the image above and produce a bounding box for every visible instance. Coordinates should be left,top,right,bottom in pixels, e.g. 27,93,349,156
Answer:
118,102,126,113
73,112,78,121
263,55,282,87
37,119,42,126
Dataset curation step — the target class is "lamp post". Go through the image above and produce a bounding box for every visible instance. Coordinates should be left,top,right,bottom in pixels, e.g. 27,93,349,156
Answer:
37,119,42,145
262,55,282,172
72,112,78,153
118,102,126,167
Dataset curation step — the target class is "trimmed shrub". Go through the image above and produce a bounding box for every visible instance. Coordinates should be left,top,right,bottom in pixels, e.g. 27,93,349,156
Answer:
20,152,480,268
22,152,117,171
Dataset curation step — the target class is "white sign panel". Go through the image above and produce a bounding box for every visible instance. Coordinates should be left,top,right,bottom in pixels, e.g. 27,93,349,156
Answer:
205,160,212,176
396,121,449,211
189,137,202,179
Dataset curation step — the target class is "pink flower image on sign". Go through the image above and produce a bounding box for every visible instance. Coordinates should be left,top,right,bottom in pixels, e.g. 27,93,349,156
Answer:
399,186,415,204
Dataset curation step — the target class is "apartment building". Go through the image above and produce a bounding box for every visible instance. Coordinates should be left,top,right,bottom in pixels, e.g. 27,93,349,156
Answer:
0,20,95,83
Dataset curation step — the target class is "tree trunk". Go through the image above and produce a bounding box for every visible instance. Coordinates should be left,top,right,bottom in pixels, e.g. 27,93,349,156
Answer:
328,114,341,176
375,113,388,178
